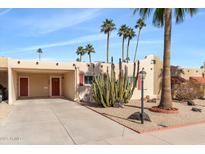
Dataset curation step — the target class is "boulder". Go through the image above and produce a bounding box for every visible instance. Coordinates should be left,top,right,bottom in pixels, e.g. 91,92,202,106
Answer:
148,98,157,103
128,112,151,122
187,100,196,106
191,107,202,112
114,101,124,108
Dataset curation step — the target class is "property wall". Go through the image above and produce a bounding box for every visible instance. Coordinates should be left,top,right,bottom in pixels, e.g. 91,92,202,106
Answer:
63,71,75,100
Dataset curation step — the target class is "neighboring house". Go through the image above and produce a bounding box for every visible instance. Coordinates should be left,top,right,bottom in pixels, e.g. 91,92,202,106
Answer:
0,55,164,104
171,65,204,80
171,64,205,99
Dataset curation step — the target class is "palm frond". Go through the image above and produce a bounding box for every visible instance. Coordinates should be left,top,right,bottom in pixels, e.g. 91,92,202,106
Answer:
175,8,198,24
152,8,165,27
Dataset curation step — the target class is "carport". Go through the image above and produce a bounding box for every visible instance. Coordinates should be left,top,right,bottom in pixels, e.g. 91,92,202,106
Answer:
9,68,76,103
6,59,78,104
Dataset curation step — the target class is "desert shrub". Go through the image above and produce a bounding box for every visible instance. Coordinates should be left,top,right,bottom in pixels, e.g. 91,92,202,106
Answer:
92,58,139,107
175,80,204,101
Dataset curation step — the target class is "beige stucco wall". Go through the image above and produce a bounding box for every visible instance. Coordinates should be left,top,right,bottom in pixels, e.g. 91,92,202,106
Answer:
0,57,8,70
63,71,76,100
75,55,160,100
8,59,75,71
4,55,165,104
171,66,204,80
17,72,66,98
153,56,163,99
180,68,204,80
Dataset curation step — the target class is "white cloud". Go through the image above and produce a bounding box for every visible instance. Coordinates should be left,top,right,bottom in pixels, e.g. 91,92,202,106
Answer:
0,8,12,16
1,33,116,54
111,39,163,47
21,9,102,36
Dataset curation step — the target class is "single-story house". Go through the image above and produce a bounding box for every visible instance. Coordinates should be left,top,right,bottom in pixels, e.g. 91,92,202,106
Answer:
0,55,165,104
1,54,204,104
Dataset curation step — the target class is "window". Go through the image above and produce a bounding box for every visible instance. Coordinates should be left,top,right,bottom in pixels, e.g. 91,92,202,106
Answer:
84,76,93,84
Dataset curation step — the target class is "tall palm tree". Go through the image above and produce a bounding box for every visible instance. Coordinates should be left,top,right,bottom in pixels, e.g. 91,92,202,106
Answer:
134,8,198,109
85,44,95,63
76,46,85,62
36,48,43,61
118,24,128,62
126,27,136,63
133,18,146,62
101,19,116,63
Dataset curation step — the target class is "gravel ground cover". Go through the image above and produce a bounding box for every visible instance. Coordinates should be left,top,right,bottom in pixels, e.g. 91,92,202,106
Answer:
80,99,205,133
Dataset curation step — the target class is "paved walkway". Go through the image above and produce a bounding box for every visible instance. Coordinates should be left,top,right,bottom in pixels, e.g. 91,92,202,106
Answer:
0,99,205,144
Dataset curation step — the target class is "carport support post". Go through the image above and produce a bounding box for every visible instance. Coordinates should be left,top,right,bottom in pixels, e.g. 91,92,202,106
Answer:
8,68,13,105
74,66,80,102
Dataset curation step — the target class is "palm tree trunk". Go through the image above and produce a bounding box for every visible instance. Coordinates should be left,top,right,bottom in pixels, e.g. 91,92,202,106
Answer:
159,8,172,109
39,53,41,61
122,37,125,62
126,38,130,63
89,53,91,63
80,55,82,62
133,28,141,62
106,32,110,63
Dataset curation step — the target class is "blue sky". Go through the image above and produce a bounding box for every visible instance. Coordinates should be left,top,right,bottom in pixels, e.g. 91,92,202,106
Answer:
0,8,204,68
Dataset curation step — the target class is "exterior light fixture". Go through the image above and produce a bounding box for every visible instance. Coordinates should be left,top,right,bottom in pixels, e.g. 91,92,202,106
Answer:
17,61,20,64
56,63,59,66
139,68,147,124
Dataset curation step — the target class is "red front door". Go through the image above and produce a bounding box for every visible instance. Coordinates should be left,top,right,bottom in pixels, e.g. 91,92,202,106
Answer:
52,78,60,96
20,77,28,97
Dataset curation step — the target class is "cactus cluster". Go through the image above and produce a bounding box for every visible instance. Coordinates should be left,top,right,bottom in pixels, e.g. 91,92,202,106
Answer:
92,57,139,107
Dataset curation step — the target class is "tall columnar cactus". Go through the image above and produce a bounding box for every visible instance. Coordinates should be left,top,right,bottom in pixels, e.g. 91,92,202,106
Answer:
92,57,140,107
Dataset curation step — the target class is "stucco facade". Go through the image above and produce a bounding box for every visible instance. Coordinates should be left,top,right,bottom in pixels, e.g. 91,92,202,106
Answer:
171,65,205,80
2,55,203,104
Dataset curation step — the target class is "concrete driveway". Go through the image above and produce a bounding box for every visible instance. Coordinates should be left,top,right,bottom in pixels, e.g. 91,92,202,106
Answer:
0,99,205,145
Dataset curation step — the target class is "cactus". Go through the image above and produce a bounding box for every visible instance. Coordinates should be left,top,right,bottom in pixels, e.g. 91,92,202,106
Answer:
91,57,140,107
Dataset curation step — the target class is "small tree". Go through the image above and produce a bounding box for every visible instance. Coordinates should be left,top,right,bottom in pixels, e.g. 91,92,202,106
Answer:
126,27,136,63
85,44,95,63
36,48,43,61
100,19,116,63
76,46,86,62
118,25,128,62
133,18,146,62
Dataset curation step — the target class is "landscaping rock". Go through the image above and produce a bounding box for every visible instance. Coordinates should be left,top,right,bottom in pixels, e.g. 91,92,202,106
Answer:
191,107,202,112
148,98,157,103
187,100,196,106
128,112,151,122
114,101,124,108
